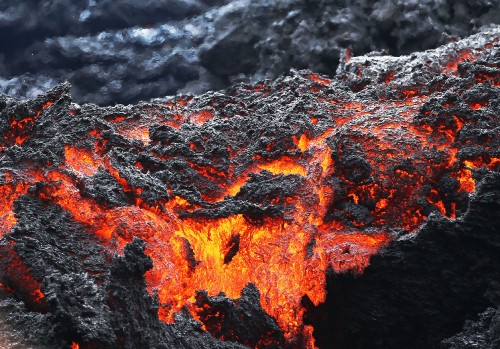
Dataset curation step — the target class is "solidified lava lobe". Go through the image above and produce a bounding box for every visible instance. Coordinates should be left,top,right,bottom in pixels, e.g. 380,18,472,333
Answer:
0,28,499,349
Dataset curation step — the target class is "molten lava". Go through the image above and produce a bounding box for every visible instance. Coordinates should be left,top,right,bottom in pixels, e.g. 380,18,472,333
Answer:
0,29,499,349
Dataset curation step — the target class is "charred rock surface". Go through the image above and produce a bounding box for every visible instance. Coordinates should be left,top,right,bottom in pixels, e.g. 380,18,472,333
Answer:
2,195,246,349
0,26,499,349
443,306,500,349
306,172,500,349
195,284,288,348
1,0,500,105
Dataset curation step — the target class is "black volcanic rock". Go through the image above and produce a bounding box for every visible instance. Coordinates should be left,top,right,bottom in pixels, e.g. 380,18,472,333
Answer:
0,298,54,349
195,284,287,348
0,25,499,349
306,172,500,349
443,307,500,349
1,0,500,105
83,167,129,208
3,195,247,349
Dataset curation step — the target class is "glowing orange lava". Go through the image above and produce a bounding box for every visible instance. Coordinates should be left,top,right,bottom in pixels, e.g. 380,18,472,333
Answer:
0,34,498,349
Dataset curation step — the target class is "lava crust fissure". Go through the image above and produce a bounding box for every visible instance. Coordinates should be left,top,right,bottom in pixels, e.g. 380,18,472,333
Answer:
0,26,499,349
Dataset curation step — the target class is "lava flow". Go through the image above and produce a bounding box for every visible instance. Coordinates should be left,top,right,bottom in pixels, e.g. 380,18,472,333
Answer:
0,28,499,349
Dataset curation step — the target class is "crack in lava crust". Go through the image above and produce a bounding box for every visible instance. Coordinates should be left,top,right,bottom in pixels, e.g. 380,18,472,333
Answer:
1,27,499,349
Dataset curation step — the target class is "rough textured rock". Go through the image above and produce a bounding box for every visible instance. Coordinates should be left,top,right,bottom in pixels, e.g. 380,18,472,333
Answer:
443,307,500,349
304,172,500,349
2,195,246,349
0,298,52,349
1,0,500,105
0,25,499,349
195,284,287,348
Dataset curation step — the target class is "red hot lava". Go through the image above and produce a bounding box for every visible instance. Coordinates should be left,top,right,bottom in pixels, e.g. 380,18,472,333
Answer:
0,28,499,349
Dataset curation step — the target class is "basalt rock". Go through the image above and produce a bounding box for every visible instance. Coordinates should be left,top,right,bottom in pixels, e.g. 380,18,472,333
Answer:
0,25,499,349
1,0,500,105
